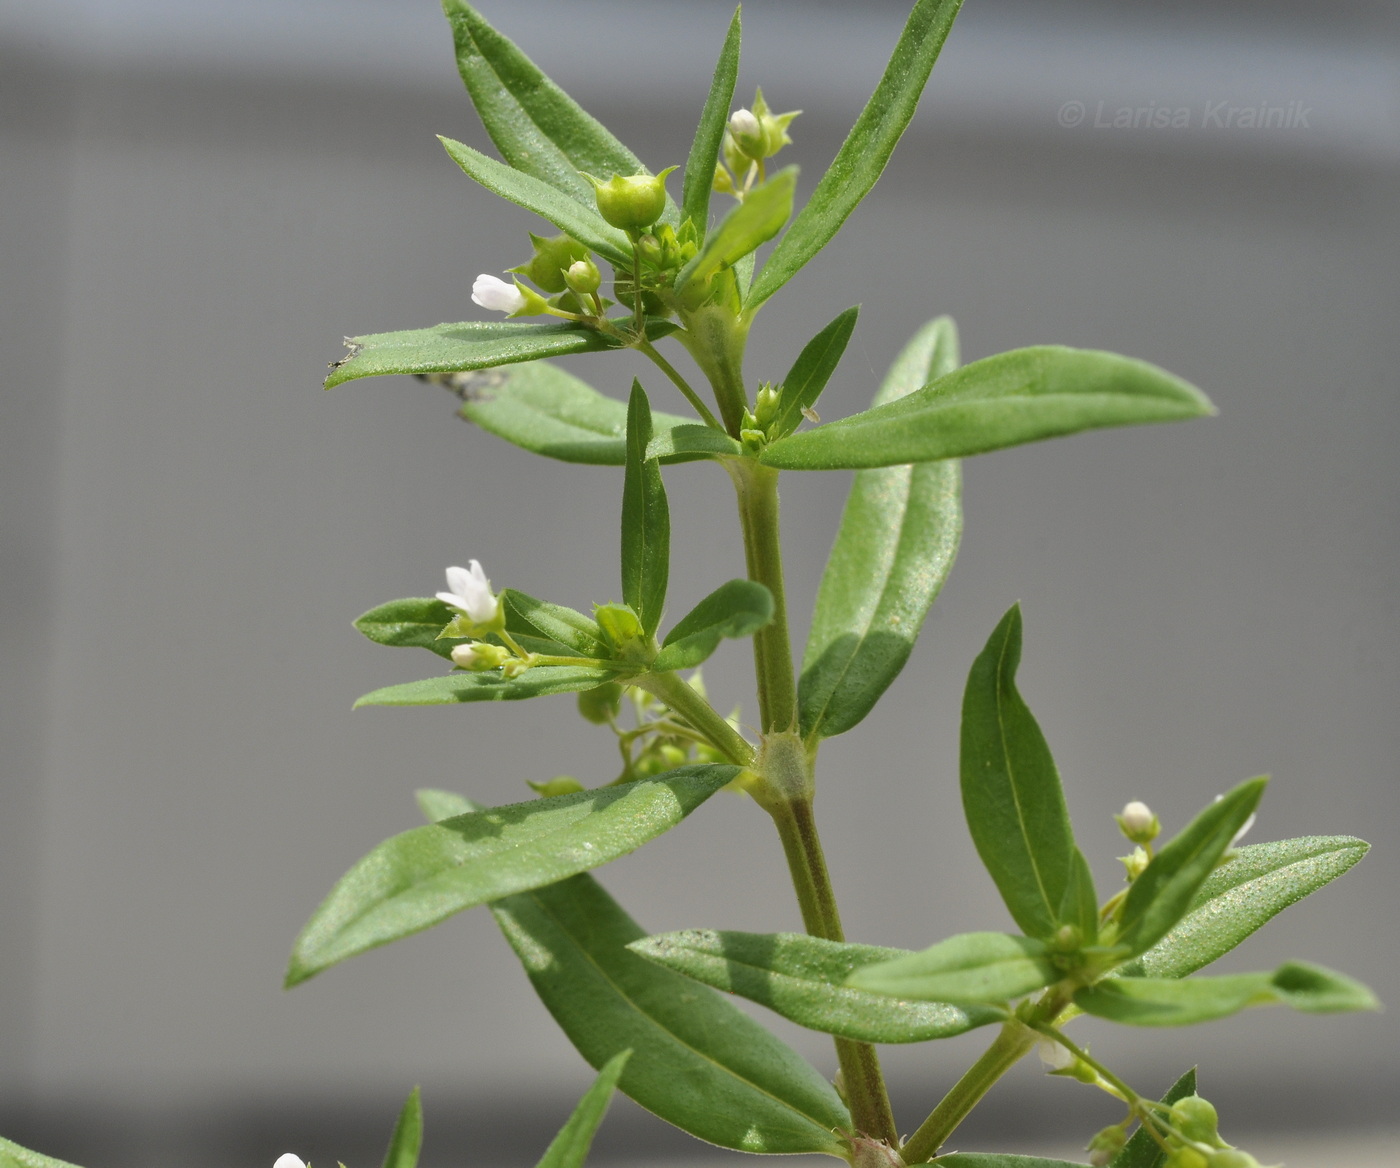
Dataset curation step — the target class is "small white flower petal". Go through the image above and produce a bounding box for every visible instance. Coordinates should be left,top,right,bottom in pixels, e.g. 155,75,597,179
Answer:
1038,1039,1072,1071
438,561,498,624
471,273,527,315
1119,800,1154,835
274,1155,307,1168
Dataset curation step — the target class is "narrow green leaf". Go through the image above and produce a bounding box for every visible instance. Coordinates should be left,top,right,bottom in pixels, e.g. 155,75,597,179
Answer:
772,306,859,440
653,580,774,672
503,590,605,657
1109,1068,1196,1168
798,319,962,740
675,168,797,301
746,0,963,311
1116,778,1268,958
1121,835,1370,980
682,8,741,233
492,874,851,1155
286,764,738,986
846,931,1057,1004
416,788,478,822
380,1087,423,1168
353,665,620,708
960,605,1080,939
1059,847,1100,946
1076,961,1379,1027
760,347,1214,470
455,360,734,465
356,598,461,660
629,929,1000,1044
0,1137,85,1168
443,1,675,225
440,136,633,266
325,321,617,390
621,382,669,639
535,1051,631,1168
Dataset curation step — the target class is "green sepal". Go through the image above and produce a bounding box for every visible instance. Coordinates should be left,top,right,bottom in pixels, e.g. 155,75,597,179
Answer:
759,346,1214,470
1075,961,1379,1027
380,1086,423,1168
1109,1068,1197,1168
675,167,797,303
746,0,963,312
534,1051,630,1168
652,580,774,673
771,305,859,440
1115,777,1268,958
846,931,1058,1004
442,1,677,226
455,360,737,465
629,929,1001,1044
0,1137,85,1168
440,135,633,266
960,605,1086,940
798,316,961,740
492,875,851,1155
681,8,741,234
1121,835,1370,980
621,381,669,639
284,764,738,986
353,665,621,708
326,321,618,390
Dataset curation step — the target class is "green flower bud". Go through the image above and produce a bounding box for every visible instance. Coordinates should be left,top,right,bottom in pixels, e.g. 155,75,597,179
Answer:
509,233,590,294
712,162,735,195
1086,1126,1128,1168
527,775,586,798
1207,1152,1263,1168
577,681,623,725
1165,1149,1210,1168
450,640,509,671
1117,799,1161,844
1121,844,1150,881
584,167,677,231
563,257,601,296
1170,1096,1223,1148
658,743,688,769
727,107,766,160
754,383,780,429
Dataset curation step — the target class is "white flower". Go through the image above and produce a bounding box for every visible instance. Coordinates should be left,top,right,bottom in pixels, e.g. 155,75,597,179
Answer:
471,273,527,315
438,560,499,625
273,1155,306,1168
1038,1039,1072,1071
1120,801,1154,835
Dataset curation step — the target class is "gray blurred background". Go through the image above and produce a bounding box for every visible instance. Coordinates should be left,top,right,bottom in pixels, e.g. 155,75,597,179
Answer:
2,0,1397,1165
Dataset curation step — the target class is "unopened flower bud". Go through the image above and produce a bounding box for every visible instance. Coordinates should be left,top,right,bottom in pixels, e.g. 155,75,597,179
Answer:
1087,1126,1128,1167
451,640,508,671
527,775,586,798
1037,1040,1073,1071
1165,1149,1210,1168
577,681,623,725
1121,845,1150,881
595,603,644,650
471,273,548,317
1117,799,1160,844
585,168,677,231
564,257,601,296
727,107,765,159
754,383,781,428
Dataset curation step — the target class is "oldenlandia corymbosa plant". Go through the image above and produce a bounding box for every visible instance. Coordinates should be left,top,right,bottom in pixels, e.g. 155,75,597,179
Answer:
4,5,1372,1168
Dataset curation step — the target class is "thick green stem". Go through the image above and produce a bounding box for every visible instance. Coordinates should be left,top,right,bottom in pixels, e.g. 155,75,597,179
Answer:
632,670,754,767
769,796,898,1146
898,1020,1038,1164
676,305,750,436
729,459,796,734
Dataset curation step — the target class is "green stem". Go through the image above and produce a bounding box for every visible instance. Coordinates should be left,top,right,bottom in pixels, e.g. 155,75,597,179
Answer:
636,338,723,430
898,1020,1038,1164
631,670,754,767
676,307,750,436
728,459,796,733
769,797,898,1146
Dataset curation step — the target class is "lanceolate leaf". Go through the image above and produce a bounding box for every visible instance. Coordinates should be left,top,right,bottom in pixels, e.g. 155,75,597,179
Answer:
653,580,774,672
622,382,670,639
746,0,963,312
846,931,1057,1004
354,665,620,708
675,168,797,301
1110,1068,1196,1168
0,1137,85,1168
1075,962,1379,1027
682,7,742,233
454,361,736,465
492,874,851,1155
629,929,1000,1044
759,347,1214,470
772,306,859,440
443,0,676,225
1116,777,1267,958
356,597,462,660
1121,835,1369,980
325,321,617,390
960,606,1085,940
440,136,633,265
380,1087,423,1168
535,1051,631,1168
503,590,605,657
798,317,962,740
285,765,738,986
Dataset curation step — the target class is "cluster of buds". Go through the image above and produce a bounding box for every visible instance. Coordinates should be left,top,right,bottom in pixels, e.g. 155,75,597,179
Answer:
739,382,782,450
714,89,800,197
619,220,700,315
473,233,607,321
437,562,531,678
597,674,731,785
1158,1095,1276,1168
